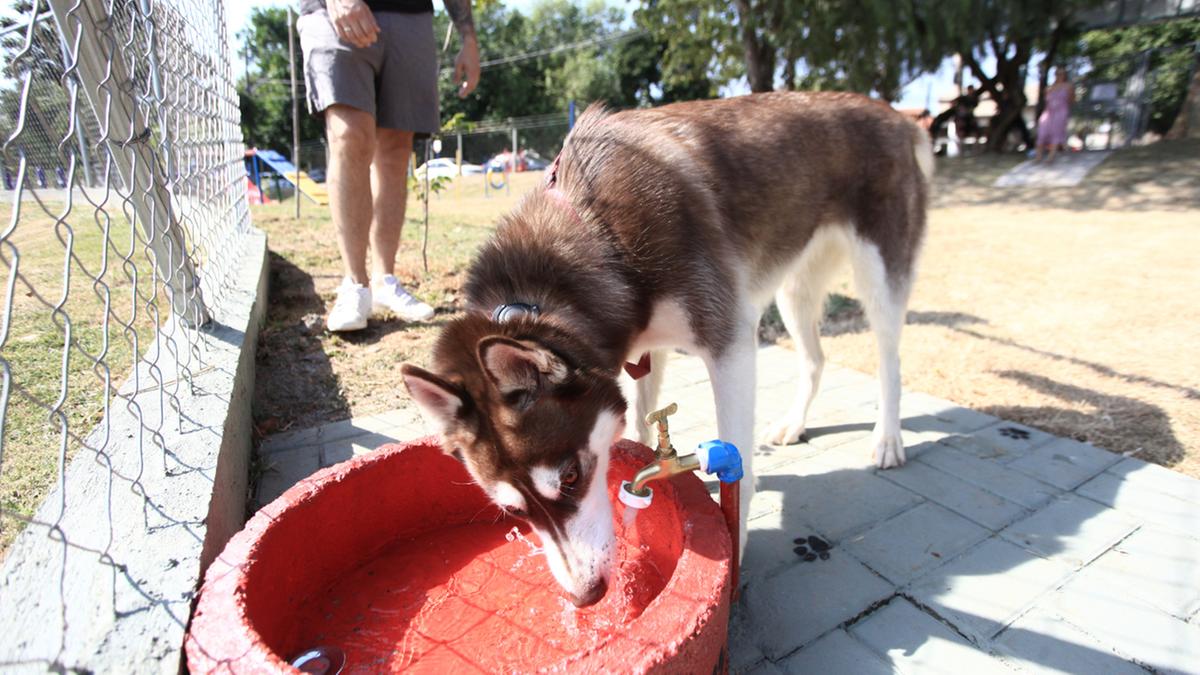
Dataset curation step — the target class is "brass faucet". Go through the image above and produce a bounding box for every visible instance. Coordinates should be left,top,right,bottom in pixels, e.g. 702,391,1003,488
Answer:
626,403,700,497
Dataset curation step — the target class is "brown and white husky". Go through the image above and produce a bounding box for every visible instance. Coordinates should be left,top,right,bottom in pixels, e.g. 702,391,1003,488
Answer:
401,91,933,607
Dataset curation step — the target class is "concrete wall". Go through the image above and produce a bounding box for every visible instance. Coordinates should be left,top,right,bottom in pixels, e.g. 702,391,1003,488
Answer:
0,229,269,673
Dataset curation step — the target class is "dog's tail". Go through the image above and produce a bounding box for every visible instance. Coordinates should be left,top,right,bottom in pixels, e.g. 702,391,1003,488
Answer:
911,122,935,183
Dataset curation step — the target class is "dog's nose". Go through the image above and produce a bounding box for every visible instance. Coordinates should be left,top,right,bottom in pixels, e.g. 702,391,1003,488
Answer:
570,579,608,608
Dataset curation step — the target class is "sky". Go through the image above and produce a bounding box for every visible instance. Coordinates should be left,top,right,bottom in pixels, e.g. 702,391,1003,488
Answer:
226,0,959,109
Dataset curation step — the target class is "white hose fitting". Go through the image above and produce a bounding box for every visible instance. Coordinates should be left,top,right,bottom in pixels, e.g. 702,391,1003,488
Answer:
619,481,653,509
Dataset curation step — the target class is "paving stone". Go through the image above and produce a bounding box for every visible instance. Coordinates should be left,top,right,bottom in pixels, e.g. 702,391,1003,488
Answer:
799,405,878,451
995,606,1146,675
809,435,942,474
819,364,877,391
260,417,379,454
1007,437,1119,490
1104,457,1200,505
256,445,321,505
778,629,896,675
742,507,828,582
806,383,880,420
843,502,989,585
1080,526,1200,620
746,482,788,522
941,420,1055,462
917,445,1061,510
743,659,786,675
850,598,1012,674
880,461,1027,531
900,392,1000,434
907,537,1073,643
1051,563,1200,674
743,551,893,660
1000,494,1139,568
751,441,826,475
757,455,923,540
320,431,409,467
1077,472,1200,537
728,605,772,674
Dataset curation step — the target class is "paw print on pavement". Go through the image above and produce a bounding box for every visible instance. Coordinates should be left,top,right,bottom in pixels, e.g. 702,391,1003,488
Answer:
793,535,831,562
998,426,1031,440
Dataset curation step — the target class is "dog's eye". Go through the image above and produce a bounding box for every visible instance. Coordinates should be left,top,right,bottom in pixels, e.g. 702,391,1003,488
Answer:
561,461,580,487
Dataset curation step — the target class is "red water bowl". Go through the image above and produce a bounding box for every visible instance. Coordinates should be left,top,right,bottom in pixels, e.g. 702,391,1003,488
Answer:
187,438,732,673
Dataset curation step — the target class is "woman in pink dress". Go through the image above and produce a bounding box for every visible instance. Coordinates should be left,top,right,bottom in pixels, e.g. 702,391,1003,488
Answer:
1036,68,1075,162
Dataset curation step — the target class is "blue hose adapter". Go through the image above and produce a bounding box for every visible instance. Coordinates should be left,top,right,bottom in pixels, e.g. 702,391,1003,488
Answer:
695,440,743,483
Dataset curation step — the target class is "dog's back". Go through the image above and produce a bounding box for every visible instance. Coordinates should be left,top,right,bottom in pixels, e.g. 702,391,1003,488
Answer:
559,92,929,289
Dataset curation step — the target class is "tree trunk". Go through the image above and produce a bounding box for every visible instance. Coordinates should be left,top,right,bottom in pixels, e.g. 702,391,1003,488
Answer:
1166,59,1200,139
734,0,776,92
782,57,796,91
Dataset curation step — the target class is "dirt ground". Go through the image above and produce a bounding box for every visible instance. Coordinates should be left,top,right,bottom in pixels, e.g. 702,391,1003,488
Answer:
252,140,1200,477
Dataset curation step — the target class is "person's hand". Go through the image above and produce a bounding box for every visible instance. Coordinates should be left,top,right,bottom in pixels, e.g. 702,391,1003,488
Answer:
454,35,480,98
327,0,379,48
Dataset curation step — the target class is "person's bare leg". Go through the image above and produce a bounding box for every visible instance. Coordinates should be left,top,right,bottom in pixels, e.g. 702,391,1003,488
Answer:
1047,143,1059,163
325,105,377,285
370,128,413,278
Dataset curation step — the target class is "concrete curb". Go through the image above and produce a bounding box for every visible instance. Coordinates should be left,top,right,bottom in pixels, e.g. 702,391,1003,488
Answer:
0,228,269,673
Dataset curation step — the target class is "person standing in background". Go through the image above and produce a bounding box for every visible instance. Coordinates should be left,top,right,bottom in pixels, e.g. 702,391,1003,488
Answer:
298,0,480,332
1035,68,1074,163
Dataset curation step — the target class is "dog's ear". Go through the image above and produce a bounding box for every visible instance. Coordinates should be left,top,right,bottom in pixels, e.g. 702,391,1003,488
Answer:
477,336,569,401
401,364,468,435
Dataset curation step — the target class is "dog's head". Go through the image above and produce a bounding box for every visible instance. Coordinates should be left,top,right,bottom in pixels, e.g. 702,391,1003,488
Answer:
401,318,626,607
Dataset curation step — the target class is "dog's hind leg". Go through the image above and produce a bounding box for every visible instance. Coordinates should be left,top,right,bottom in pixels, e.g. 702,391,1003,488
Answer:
849,237,912,469
629,349,669,445
765,228,845,445
703,320,758,560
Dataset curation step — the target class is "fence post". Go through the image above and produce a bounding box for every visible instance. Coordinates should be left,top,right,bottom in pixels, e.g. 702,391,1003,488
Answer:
511,124,518,173
48,0,210,326
289,5,301,219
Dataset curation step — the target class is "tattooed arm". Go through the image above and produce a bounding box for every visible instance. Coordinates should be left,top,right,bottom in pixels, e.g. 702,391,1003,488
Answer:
445,0,480,97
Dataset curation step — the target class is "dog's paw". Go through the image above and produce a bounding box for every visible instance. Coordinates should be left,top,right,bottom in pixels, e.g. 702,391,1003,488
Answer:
764,418,807,446
872,432,906,469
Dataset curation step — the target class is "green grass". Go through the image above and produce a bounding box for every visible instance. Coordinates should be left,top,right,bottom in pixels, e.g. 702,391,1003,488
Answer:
0,202,159,557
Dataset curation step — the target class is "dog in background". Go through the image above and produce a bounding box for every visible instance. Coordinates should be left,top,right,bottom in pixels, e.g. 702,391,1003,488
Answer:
402,91,932,606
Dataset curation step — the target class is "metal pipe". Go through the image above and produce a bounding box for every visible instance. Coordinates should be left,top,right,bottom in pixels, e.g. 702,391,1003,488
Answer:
627,452,700,497
288,5,300,219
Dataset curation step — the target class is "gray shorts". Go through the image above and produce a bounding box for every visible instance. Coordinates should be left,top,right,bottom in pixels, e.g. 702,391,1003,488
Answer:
297,10,439,133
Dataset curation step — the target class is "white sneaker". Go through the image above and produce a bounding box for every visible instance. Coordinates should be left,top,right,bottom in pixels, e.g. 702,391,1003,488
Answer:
326,278,372,332
372,275,435,322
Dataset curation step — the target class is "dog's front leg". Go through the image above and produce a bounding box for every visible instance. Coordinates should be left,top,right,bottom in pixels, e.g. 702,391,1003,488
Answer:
702,327,757,563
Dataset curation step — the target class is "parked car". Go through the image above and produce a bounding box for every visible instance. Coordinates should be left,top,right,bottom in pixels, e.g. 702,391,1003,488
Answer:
413,157,482,179
486,150,549,173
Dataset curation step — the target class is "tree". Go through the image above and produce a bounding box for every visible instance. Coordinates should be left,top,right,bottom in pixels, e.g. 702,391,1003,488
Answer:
639,0,952,100
948,1,1103,152
237,7,323,152
1079,17,1200,136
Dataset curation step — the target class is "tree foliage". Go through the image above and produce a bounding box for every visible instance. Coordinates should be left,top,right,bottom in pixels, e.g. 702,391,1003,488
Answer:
238,7,325,152
639,0,954,100
1079,17,1200,135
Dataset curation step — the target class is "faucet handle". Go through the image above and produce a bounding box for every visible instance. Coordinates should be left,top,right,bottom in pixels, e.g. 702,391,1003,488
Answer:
644,402,678,428
645,402,678,457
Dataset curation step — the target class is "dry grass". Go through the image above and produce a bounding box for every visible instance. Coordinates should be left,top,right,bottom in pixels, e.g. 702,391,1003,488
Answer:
253,141,1200,477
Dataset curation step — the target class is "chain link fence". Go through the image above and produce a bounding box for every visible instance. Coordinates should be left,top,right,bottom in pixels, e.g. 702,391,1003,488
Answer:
0,0,255,668
1069,42,1200,147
